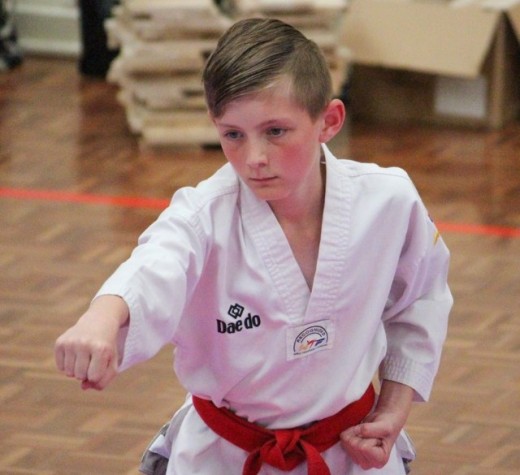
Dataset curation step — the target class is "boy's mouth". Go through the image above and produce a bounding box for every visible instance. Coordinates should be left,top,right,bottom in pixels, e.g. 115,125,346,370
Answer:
249,175,277,181
249,177,277,184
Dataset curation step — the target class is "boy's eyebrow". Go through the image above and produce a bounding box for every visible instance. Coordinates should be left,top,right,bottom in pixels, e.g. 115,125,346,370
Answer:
215,118,295,129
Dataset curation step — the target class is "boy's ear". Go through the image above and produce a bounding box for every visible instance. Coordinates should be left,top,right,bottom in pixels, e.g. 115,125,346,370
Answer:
319,99,346,143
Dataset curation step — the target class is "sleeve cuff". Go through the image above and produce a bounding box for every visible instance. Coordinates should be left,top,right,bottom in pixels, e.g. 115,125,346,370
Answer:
380,355,436,402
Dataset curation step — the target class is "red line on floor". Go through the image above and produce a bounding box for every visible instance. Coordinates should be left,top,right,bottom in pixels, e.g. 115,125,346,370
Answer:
436,221,520,239
1,186,519,239
0,186,169,209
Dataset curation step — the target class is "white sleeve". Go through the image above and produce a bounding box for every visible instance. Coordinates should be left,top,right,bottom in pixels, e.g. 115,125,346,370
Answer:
380,197,453,402
95,200,207,372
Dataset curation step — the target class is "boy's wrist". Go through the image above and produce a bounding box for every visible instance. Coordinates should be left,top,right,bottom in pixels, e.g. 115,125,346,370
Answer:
375,380,414,420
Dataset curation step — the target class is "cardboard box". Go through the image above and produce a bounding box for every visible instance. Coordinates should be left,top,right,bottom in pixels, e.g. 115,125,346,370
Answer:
342,0,520,128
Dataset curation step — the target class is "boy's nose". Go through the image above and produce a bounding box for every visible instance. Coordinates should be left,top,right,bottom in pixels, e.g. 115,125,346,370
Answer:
245,141,268,168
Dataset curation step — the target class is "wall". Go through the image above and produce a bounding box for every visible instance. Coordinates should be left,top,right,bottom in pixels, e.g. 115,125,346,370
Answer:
14,0,80,56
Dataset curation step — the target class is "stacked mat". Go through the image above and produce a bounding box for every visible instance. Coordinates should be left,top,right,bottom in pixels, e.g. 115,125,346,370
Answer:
106,0,231,147
107,0,349,147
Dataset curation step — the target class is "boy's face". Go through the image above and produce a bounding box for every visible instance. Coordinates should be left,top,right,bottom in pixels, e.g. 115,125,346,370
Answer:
211,78,328,207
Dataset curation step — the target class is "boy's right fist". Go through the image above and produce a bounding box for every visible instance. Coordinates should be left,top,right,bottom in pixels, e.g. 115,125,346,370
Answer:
54,295,129,390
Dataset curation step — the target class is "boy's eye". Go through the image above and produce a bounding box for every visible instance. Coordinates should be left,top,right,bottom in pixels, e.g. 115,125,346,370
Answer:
267,127,286,137
224,130,243,140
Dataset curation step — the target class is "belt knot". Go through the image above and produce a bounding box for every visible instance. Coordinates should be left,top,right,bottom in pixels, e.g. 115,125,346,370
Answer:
246,428,330,475
260,429,305,468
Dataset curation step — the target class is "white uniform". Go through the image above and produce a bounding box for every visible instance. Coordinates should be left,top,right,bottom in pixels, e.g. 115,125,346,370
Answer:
97,145,452,474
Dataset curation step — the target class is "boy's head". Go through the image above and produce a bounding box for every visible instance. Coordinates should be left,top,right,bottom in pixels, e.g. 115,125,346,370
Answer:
203,18,333,120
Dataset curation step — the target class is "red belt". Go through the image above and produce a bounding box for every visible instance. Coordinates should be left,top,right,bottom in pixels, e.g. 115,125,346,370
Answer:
192,384,375,475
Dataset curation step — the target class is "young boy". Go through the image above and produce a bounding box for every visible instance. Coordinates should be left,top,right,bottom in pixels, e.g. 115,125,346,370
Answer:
55,18,452,475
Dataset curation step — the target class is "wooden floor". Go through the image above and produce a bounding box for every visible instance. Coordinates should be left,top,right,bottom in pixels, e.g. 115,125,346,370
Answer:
0,57,519,475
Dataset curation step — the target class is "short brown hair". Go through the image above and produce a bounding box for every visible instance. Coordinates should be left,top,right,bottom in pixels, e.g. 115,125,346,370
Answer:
203,18,332,119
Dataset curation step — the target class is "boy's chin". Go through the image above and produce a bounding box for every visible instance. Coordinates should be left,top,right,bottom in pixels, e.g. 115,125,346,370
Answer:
248,186,287,203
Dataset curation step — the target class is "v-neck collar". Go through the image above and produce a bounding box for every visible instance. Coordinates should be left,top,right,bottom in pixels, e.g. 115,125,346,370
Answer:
239,145,353,324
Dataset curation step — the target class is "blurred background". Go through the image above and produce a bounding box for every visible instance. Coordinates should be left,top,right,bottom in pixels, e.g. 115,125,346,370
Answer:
1,1,519,474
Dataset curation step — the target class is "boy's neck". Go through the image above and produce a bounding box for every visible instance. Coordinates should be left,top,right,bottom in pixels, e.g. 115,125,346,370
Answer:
269,161,326,225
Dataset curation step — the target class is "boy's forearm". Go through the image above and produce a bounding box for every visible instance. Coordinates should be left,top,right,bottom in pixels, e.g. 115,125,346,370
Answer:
86,294,130,328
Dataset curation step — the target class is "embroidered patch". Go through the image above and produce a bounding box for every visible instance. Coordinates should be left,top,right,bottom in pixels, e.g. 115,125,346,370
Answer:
286,320,335,361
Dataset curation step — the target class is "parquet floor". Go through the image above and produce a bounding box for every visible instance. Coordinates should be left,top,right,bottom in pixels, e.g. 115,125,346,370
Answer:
0,57,519,475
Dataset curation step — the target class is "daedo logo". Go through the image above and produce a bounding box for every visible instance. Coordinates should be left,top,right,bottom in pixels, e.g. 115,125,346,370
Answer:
217,303,262,334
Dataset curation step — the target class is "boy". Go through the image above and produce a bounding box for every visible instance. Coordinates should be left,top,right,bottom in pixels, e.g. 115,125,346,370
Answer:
55,18,452,474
